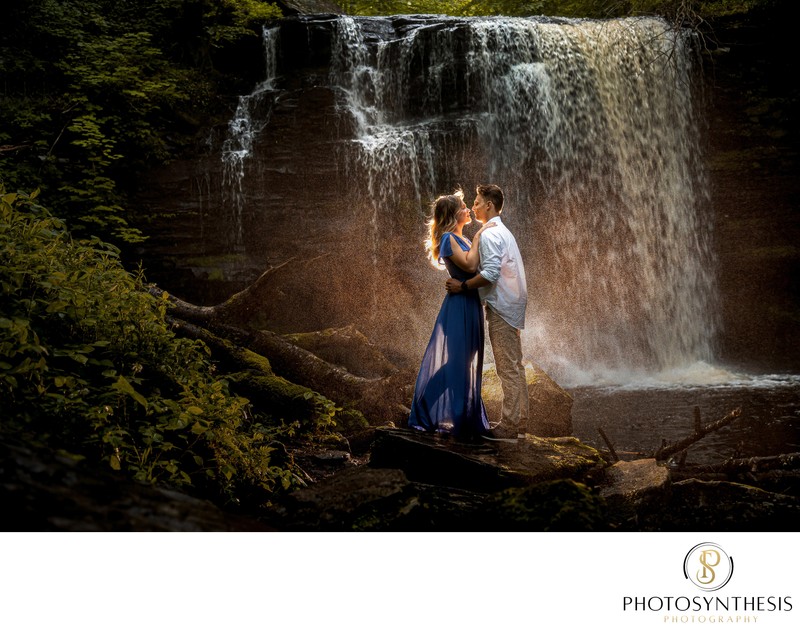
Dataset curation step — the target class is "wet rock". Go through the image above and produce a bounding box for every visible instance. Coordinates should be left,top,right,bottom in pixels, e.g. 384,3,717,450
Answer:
0,436,269,532
656,479,800,532
599,458,671,528
481,363,573,437
368,427,605,493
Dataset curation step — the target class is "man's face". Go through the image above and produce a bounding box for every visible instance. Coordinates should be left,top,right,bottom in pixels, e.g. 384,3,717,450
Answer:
472,193,490,223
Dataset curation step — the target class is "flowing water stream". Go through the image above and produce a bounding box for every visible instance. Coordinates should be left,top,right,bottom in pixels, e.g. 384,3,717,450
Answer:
569,373,800,465
220,26,281,252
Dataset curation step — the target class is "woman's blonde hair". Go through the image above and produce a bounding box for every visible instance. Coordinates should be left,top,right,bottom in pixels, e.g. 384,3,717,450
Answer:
424,188,464,267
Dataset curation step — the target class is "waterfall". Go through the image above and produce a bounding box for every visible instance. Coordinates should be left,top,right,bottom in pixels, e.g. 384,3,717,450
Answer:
203,15,718,382
459,17,718,380
220,25,280,252
324,15,718,382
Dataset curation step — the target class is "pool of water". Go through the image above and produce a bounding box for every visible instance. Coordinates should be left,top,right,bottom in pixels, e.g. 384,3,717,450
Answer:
567,372,800,466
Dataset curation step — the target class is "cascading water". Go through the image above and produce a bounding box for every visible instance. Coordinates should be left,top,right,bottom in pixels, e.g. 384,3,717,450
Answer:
220,25,280,252
324,15,718,384
472,19,718,382
166,13,798,462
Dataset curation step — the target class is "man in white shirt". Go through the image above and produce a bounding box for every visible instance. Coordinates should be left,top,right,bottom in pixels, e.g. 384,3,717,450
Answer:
446,184,529,440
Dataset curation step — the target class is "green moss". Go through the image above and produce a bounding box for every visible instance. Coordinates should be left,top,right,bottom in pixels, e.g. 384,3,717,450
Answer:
480,479,608,531
0,188,339,506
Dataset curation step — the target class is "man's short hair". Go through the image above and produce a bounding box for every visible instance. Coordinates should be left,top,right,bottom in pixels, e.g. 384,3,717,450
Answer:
476,184,504,212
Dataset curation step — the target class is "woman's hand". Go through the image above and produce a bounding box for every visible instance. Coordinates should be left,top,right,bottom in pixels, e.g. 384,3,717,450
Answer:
474,222,498,239
446,222,498,273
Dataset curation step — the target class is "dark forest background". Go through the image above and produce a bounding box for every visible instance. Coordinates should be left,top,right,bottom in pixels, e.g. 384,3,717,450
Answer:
1,0,794,511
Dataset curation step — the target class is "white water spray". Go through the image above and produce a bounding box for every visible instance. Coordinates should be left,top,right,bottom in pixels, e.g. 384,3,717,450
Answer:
325,16,718,384
220,26,280,251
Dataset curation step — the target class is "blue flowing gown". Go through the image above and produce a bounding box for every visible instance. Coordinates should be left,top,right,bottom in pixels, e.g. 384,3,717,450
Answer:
408,233,490,439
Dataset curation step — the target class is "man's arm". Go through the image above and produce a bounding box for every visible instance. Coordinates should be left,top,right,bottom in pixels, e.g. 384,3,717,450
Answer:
477,231,503,283
445,273,491,294
445,233,501,294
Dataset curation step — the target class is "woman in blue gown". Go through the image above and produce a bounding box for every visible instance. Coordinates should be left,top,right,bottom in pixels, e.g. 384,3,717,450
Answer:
408,190,494,440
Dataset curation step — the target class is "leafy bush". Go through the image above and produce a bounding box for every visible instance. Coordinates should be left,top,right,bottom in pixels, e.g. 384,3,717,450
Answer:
338,0,775,19
0,0,282,244
0,186,333,505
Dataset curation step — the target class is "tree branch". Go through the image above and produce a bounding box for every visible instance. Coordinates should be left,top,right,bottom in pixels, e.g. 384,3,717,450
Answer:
650,407,743,460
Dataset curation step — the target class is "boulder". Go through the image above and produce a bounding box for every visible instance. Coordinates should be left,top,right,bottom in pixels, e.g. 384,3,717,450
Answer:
599,458,671,528
658,479,800,532
368,427,605,493
482,362,573,437
0,434,269,532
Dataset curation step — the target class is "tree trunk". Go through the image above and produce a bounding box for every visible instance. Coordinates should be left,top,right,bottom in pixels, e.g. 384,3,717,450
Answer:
154,285,412,425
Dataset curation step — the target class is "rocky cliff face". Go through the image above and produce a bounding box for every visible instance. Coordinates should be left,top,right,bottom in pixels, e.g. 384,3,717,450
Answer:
131,10,799,375
704,9,799,372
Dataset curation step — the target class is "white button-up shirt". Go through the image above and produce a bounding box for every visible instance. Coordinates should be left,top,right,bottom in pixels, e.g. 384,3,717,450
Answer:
477,217,528,330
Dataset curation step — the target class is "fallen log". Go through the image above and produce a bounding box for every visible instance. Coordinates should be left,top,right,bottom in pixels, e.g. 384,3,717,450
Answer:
169,317,332,423
650,407,743,461
149,260,295,325
283,325,398,379
672,451,800,476
165,313,411,426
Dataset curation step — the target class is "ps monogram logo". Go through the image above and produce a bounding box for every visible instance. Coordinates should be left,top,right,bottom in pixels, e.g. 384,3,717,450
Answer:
684,543,734,591
697,548,721,585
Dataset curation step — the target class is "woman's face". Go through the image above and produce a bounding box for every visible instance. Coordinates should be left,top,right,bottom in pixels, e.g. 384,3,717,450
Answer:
456,198,470,226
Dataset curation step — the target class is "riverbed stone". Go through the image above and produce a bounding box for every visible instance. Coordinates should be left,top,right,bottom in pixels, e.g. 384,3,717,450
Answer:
599,458,671,528
270,467,421,530
659,479,800,531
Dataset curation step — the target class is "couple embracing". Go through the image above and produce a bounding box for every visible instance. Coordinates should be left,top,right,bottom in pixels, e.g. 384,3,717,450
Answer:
408,184,529,443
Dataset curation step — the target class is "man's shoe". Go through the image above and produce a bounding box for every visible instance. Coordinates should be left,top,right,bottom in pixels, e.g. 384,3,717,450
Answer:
495,423,522,439
481,431,517,443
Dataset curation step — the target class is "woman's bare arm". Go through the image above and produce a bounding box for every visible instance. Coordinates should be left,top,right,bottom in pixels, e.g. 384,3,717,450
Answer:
445,223,496,273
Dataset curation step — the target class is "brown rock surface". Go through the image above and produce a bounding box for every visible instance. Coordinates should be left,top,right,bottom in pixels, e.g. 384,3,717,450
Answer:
482,363,573,437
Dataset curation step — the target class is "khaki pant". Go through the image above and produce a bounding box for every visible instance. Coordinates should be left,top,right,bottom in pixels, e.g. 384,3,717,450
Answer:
486,305,529,431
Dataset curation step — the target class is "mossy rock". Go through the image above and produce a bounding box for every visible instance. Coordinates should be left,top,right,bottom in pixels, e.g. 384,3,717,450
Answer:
475,479,609,531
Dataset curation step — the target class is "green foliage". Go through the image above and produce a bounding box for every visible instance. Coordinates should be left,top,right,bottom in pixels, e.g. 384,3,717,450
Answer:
208,0,284,42
0,186,337,504
481,480,608,531
337,1,547,15
338,0,776,18
0,0,282,244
